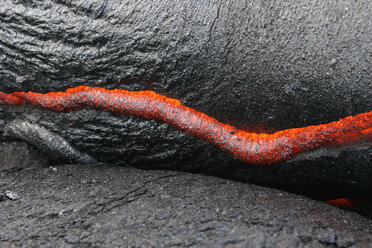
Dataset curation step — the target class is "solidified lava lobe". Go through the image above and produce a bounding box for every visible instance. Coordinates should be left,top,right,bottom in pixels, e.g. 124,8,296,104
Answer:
0,86,371,165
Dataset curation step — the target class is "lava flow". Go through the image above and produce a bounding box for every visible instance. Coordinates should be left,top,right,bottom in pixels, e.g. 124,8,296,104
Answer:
324,198,365,212
0,86,371,165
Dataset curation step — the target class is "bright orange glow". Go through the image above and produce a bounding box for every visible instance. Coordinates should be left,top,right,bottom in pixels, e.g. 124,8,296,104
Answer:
0,91,23,106
324,198,365,212
1,86,371,165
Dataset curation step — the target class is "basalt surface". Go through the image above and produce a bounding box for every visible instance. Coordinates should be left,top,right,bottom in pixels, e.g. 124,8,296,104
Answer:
0,0,371,199
1,142,372,247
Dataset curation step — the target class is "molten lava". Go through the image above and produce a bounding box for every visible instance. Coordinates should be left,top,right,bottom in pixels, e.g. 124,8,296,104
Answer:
0,86,371,165
324,198,365,212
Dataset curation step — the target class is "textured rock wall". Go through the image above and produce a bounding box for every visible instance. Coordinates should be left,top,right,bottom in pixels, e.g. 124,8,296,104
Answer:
0,0,371,198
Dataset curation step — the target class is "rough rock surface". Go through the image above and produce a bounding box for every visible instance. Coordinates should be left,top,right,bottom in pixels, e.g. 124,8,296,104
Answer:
0,0,371,198
1,142,372,247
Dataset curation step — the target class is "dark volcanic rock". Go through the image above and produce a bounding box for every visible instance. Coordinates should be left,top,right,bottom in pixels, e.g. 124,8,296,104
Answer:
0,141,50,174
0,0,371,198
1,151,372,247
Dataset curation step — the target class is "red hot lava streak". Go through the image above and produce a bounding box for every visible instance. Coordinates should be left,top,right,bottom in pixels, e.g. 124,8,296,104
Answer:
324,198,365,212
0,86,371,165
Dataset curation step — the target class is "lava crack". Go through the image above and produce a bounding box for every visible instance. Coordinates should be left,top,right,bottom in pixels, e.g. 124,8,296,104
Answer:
1,86,371,165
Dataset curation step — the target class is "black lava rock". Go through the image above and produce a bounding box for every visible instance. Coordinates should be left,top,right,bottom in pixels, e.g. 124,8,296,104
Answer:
1,142,372,247
0,0,371,198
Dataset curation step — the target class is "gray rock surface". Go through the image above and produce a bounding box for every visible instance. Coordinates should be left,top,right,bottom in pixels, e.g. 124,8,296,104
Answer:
0,0,371,198
4,119,96,164
1,142,372,247
0,141,50,173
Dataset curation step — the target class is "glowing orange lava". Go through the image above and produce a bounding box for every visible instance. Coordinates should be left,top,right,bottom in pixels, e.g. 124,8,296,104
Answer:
1,86,371,164
324,198,365,212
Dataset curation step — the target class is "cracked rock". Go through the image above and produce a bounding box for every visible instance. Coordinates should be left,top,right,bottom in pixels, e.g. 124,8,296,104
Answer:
0,0,371,204
1,161,372,247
